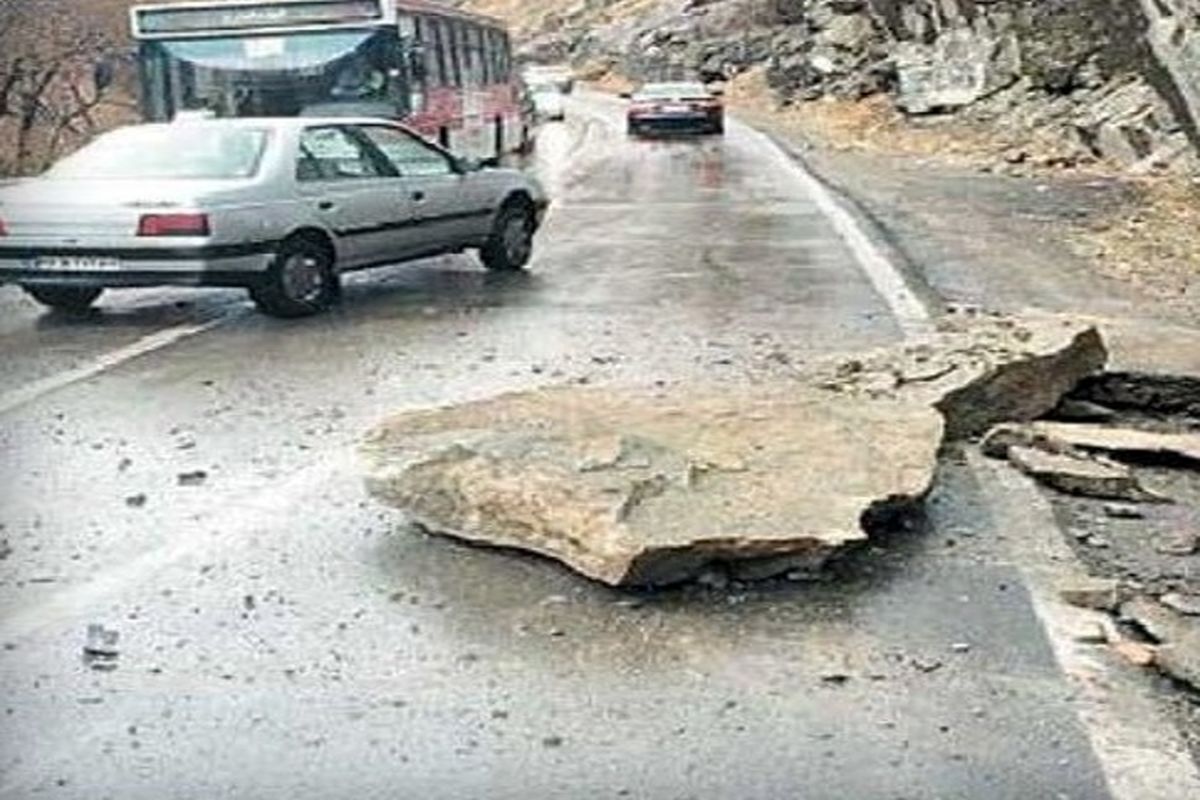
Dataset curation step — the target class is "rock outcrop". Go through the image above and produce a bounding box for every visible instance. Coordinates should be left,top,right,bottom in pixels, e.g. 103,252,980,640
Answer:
363,313,1106,586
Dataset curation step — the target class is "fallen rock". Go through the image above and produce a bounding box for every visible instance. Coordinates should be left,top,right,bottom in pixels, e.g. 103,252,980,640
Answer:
364,386,943,586
1103,502,1144,520
1028,422,1200,468
1122,596,1200,689
807,311,1107,440
1074,621,1109,645
83,623,120,672
1111,638,1157,668
1161,593,1200,617
363,313,1106,586
1006,446,1163,503
1154,531,1199,557
980,423,1071,460
1059,577,1121,611
177,470,209,487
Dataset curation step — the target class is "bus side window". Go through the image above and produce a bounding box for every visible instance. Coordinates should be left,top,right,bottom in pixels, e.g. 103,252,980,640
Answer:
480,27,494,85
424,17,445,87
467,25,485,86
445,21,463,88
488,30,504,83
453,23,468,88
499,32,512,81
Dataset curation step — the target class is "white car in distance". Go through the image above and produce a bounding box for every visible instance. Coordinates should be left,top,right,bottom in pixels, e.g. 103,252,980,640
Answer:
531,84,567,122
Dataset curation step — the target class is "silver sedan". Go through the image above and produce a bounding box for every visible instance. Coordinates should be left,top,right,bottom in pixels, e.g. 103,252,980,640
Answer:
0,117,549,317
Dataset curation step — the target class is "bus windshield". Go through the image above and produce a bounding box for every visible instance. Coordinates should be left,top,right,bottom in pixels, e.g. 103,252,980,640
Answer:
139,28,405,119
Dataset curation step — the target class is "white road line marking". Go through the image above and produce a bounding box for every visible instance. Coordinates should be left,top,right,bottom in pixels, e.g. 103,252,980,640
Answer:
0,450,356,641
737,120,934,337
0,315,232,416
972,451,1200,800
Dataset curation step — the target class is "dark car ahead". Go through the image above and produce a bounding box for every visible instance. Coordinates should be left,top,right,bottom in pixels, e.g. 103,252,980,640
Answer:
624,82,725,137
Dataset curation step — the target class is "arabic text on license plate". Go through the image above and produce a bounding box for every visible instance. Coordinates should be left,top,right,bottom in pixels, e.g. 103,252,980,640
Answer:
662,104,691,113
36,256,121,271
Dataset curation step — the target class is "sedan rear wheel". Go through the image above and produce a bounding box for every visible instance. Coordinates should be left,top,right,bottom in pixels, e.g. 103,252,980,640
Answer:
23,285,103,313
480,204,535,272
250,237,339,318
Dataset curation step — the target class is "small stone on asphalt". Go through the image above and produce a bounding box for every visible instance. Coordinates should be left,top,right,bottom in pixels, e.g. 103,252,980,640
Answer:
1103,503,1144,520
177,470,208,487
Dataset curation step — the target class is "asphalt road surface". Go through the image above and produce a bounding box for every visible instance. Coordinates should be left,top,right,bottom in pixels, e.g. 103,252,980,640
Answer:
0,95,1190,799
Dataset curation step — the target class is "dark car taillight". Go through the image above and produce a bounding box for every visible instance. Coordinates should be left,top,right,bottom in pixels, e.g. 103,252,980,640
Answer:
137,213,210,237
0,218,7,236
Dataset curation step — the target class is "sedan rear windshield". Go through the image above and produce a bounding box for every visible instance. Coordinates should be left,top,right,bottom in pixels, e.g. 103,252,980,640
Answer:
48,127,270,180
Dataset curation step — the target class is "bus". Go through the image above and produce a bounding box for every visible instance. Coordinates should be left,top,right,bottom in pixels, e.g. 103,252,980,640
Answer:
130,0,530,161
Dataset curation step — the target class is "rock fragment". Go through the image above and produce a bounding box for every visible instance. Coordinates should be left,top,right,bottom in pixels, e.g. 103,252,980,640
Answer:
177,470,209,487
1074,622,1109,645
1103,503,1144,520
1111,639,1157,668
82,624,119,671
1154,531,1199,557
1122,597,1200,689
1161,593,1200,617
1029,422,1200,468
1005,446,1162,502
807,312,1107,440
1059,578,1121,611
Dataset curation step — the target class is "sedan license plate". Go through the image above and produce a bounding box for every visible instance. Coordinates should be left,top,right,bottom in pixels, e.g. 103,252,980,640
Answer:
35,255,121,271
661,104,691,113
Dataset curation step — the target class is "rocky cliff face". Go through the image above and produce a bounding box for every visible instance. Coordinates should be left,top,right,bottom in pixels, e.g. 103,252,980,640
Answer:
481,0,1200,172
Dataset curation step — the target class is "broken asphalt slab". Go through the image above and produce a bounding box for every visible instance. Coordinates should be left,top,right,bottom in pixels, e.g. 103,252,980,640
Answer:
362,313,1106,586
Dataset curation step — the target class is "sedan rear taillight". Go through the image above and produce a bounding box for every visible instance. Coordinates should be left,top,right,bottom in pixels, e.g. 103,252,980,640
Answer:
0,218,7,236
137,213,210,237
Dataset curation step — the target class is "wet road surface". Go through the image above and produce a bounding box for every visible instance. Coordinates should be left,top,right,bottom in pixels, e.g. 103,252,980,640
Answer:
0,95,1127,798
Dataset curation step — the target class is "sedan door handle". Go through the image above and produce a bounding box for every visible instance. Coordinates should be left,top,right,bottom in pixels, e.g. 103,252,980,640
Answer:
317,200,336,211
411,191,426,203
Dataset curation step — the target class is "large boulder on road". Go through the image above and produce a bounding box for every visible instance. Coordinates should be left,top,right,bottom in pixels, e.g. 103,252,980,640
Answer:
364,386,943,586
